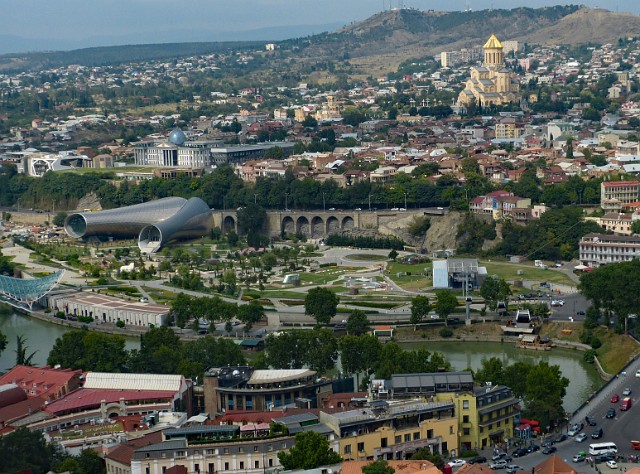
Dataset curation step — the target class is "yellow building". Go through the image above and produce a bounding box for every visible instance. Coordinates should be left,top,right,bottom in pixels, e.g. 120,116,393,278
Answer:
458,34,520,108
320,399,458,461
435,385,519,451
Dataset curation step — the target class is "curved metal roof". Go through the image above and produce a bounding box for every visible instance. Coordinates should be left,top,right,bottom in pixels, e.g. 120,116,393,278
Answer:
0,270,63,309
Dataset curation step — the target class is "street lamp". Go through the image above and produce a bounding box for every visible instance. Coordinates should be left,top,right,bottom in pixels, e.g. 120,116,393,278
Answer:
322,192,326,212
285,193,289,211
403,192,408,209
254,193,258,204
368,193,372,211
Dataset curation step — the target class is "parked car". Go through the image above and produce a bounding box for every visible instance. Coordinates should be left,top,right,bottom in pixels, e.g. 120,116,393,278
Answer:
448,459,467,468
542,446,557,455
606,460,618,469
576,310,586,316
568,423,583,436
492,453,508,461
554,434,568,443
636,369,640,378
611,394,620,403
551,300,565,307
541,439,555,448
506,465,523,474
575,433,588,442
489,460,508,470
623,387,632,396
585,416,597,426
468,456,487,464
526,445,540,453
512,448,528,458
606,408,616,419
592,428,604,439
572,454,586,463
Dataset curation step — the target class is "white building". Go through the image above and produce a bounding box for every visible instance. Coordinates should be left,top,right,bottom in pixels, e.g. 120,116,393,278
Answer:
48,292,169,327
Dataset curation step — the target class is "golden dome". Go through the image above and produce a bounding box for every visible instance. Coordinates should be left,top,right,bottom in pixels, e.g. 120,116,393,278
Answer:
483,34,503,49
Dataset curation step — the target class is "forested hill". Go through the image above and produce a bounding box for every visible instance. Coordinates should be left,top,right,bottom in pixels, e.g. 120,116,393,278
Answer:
0,41,264,74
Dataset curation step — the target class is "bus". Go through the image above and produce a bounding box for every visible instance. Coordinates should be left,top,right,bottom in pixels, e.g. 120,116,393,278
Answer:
621,397,632,411
632,440,640,451
589,442,618,456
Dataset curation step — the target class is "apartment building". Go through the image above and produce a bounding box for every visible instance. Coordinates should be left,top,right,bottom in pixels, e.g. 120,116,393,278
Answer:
579,233,640,267
601,180,640,210
319,399,458,462
599,212,636,235
369,372,519,453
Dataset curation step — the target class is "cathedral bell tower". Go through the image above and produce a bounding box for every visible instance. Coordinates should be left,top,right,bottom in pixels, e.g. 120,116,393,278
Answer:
483,34,504,68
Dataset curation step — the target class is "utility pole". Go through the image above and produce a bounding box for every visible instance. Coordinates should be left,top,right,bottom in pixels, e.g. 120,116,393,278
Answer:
404,192,408,209
322,192,326,211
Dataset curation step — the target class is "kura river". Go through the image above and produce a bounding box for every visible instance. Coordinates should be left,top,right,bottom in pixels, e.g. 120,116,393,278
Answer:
402,340,604,413
0,310,603,413
0,310,140,372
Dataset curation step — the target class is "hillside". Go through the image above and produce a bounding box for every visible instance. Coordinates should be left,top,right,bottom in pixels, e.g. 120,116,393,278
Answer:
2,6,640,76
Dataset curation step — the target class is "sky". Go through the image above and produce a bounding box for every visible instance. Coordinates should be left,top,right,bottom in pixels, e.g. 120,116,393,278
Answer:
1,0,639,53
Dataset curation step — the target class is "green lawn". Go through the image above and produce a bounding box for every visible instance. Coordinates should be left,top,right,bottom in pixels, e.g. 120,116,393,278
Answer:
481,261,576,286
345,253,388,261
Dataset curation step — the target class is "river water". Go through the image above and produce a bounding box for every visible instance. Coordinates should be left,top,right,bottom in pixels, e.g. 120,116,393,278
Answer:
402,340,604,413
0,312,603,413
0,310,140,372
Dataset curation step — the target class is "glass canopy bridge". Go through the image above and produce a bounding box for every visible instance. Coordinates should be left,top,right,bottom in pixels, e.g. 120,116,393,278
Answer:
0,270,64,310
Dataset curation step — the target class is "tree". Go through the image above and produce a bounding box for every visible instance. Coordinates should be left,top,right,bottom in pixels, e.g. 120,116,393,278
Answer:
52,211,68,227
363,460,395,474
0,427,56,474
346,309,370,335
15,335,37,366
632,219,640,235
411,449,445,470
237,301,264,331
435,290,458,320
523,361,569,429
304,287,339,326
0,329,6,358
388,249,398,261
410,295,431,328
479,276,512,311
277,431,341,470
265,329,338,373
339,334,381,388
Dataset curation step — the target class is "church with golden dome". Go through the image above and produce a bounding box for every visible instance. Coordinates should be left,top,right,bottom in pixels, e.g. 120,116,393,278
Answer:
457,34,520,108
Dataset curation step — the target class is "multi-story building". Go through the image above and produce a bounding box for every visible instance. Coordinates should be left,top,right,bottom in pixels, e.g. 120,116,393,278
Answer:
599,212,636,235
369,372,519,452
435,384,519,451
203,367,335,416
319,399,457,461
469,190,532,220
579,233,640,267
601,180,640,210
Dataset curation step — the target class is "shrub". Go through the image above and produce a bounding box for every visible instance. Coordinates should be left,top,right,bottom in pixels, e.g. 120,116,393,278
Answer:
44,308,52,313
439,327,454,338
590,337,602,350
461,450,479,459
116,320,125,328
583,349,597,363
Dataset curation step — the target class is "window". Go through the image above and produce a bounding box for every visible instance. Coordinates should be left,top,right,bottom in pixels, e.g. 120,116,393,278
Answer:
462,400,469,409
254,446,259,452
208,464,214,473
269,459,273,467
345,445,352,454
195,464,200,473
463,415,470,423
255,461,260,469
224,462,229,471
223,448,229,454
427,430,434,439
240,462,244,470
404,434,411,442
450,426,454,435
413,432,420,440
358,442,365,452
463,428,470,435
381,438,388,448
395,436,401,444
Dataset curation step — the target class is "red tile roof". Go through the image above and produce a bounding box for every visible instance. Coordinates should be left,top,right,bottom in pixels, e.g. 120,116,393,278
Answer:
105,431,163,466
0,395,47,425
602,180,640,187
0,365,82,401
45,388,176,415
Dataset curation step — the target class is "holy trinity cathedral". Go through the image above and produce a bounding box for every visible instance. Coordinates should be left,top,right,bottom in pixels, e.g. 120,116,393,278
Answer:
457,34,520,107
